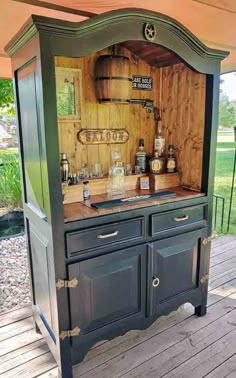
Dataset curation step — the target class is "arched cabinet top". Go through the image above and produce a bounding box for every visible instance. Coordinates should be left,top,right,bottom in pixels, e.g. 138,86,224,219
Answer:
6,8,229,74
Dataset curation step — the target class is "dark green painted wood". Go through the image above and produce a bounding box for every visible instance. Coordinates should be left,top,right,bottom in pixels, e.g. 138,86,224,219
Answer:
151,205,207,236
69,245,146,333
147,228,207,317
6,9,229,75
66,216,145,256
69,244,147,364
16,61,45,213
7,7,228,377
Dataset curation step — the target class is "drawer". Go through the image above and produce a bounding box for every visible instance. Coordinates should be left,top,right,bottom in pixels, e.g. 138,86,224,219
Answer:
151,205,207,236
66,217,145,256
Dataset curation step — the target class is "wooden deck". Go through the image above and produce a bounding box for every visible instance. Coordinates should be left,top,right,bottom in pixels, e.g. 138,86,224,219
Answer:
1,235,236,378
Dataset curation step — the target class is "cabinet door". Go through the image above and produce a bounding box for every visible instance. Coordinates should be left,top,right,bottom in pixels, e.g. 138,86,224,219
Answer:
69,245,147,334
148,228,206,316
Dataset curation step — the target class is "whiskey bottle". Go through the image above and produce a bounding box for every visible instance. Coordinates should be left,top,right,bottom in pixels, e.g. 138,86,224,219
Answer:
153,107,165,156
149,151,165,174
167,145,176,173
135,139,146,173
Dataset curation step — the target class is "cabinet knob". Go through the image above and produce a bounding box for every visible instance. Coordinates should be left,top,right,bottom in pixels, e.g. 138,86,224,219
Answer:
152,277,160,287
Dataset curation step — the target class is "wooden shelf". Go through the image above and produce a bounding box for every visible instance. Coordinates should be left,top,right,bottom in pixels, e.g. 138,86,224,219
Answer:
63,172,180,204
64,186,205,222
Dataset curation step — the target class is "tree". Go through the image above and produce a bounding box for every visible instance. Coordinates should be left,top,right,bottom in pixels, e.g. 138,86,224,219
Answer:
219,92,236,128
0,79,15,114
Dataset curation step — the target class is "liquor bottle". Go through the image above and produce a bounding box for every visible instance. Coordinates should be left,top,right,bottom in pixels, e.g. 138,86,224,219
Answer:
135,138,146,173
167,145,176,173
149,151,165,174
60,153,69,182
107,151,125,196
153,107,165,156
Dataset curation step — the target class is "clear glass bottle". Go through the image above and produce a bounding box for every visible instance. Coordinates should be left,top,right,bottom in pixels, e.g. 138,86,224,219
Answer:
167,144,176,173
107,152,125,196
149,151,165,174
135,138,146,173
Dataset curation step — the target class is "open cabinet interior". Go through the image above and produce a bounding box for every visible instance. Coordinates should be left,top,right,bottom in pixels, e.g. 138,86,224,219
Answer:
55,41,206,215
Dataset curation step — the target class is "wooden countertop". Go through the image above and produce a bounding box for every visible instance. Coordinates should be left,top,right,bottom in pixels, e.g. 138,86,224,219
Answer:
64,187,205,223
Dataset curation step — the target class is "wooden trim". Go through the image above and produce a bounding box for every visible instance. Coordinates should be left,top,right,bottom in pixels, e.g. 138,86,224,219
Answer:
5,9,229,74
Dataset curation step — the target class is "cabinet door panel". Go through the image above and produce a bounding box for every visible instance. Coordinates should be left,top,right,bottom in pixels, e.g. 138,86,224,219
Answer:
69,245,146,334
148,229,206,316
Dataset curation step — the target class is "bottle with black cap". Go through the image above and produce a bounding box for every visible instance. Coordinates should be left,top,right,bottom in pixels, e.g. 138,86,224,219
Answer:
135,138,146,173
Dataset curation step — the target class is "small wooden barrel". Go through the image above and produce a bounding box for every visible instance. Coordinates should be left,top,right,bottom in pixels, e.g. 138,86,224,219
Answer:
95,55,132,103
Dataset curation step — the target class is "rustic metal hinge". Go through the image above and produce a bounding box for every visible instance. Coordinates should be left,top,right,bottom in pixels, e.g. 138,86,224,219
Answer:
200,274,209,284
56,277,78,290
202,236,213,246
59,326,81,340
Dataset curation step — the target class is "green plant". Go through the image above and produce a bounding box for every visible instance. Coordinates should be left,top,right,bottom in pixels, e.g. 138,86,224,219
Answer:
0,79,15,114
0,155,22,209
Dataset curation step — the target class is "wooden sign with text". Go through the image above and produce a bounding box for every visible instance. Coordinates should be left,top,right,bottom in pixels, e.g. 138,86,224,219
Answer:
77,129,129,145
132,75,153,91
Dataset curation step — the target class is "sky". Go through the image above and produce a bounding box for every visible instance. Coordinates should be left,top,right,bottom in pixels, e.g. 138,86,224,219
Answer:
220,72,236,100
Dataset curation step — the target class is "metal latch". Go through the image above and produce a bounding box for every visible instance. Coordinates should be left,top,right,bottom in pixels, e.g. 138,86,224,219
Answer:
56,277,78,290
202,236,213,245
59,326,81,340
200,274,209,284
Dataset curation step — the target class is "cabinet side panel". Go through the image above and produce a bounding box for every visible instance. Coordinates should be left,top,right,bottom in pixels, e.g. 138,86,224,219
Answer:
16,59,44,212
29,226,52,328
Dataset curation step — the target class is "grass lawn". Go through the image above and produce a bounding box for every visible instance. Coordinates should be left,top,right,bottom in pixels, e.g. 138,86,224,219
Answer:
214,129,236,235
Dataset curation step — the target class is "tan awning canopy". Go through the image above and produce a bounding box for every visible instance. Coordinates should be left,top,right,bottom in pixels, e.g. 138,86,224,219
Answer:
1,0,235,78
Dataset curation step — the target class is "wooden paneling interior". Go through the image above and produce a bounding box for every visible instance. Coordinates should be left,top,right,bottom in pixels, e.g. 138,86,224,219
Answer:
55,46,158,176
56,44,206,192
119,41,181,68
159,63,206,190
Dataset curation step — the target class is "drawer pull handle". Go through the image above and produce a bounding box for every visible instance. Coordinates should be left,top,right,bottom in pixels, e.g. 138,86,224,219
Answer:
173,215,189,222
97,231,119,239
152,277,160,287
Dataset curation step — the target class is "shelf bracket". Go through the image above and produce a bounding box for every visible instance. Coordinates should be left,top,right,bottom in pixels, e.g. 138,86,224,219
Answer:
59,326,81,340
56,277,78,290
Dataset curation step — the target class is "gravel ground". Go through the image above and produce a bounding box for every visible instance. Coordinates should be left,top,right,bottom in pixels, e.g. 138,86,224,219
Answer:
0,235,31,313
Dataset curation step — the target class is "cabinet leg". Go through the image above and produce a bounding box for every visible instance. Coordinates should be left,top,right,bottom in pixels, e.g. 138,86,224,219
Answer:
195,304,207,317
59,366,73,378
35,322,42,334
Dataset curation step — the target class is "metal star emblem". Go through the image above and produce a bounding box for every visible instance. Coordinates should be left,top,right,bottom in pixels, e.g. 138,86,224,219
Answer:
144,23,157,42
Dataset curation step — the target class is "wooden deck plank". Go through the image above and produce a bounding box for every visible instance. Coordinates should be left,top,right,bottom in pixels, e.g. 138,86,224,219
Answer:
3,352,56,378
0,341,49,375
210,256,236,277
0,329,42,357
205,353,236,378
120,307,236,378
207,278,236,306
210,247,236,267
1,235,236,378
73,292,236,378
163,329,236,378
0,339,46,371
0,306,32,328
0,317,33,342
210,235,236,248
211,239,236,257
